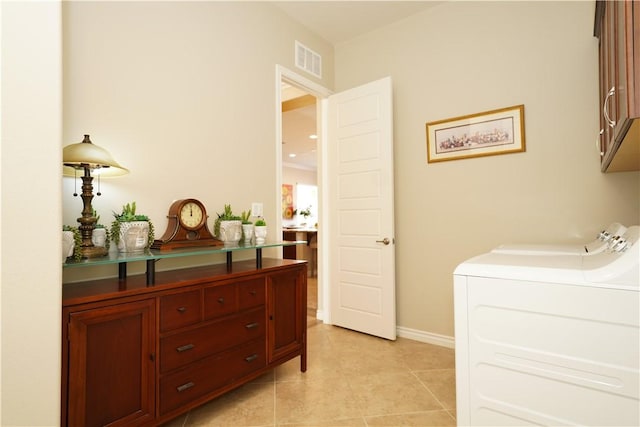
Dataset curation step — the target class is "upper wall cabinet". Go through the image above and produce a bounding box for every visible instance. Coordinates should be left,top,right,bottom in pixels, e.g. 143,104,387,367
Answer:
594,0,639,172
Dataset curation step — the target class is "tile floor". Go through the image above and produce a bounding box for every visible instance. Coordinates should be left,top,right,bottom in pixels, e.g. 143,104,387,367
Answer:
163,278,457,426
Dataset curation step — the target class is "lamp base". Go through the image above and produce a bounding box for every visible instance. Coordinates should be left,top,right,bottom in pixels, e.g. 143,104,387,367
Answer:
80,245,108,259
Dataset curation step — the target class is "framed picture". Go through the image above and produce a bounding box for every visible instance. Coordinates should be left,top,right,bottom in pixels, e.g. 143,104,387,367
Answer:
426,104,525,163
282,184,294,219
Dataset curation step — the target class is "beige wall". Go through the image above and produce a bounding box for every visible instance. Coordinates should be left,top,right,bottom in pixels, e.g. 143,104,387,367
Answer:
61,1,334,281
1,1,63,425
334,0,640,338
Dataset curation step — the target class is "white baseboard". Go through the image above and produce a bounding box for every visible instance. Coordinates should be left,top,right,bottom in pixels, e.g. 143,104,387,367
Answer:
396,326,455,349
313,311,454,349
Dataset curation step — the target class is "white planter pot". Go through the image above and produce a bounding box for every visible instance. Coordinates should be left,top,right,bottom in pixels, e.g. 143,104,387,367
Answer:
92,228,107,248
242,223,254,244
62,230,75,262
219,220,242,245
117,221,149,253
254,226,267,245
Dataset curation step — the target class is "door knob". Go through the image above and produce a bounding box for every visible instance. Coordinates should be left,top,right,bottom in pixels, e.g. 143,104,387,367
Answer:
376,238,390,245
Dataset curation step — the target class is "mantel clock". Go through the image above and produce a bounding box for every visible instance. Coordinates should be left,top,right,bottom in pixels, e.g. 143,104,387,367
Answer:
151,198,221,251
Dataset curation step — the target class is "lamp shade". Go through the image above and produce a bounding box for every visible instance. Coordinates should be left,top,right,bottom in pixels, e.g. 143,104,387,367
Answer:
63,134,129,177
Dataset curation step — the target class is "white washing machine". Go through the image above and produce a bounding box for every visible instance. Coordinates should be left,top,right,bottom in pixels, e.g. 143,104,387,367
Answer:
454,226,639,426
492,222,627,256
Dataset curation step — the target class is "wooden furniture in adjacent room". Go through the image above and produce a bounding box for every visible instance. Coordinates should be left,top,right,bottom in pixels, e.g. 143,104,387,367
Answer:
594,0,639,172
282,228,318,276
283,230,298,259
61,245,307,426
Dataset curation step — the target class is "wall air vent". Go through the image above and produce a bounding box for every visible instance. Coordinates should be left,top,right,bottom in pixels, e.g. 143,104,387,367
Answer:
295,41,322,79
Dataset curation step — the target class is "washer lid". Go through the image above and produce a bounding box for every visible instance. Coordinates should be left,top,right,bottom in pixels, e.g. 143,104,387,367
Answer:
492,243,584,256
454,252,584,284
455,226,639,290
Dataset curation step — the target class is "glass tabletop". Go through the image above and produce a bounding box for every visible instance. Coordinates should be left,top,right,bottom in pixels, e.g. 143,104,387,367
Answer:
63,240,306,268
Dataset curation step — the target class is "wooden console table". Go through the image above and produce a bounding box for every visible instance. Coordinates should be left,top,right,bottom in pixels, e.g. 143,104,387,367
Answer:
62,242,307,426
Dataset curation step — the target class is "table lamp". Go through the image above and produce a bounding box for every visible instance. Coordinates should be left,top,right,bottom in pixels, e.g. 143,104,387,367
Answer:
63,134,128,258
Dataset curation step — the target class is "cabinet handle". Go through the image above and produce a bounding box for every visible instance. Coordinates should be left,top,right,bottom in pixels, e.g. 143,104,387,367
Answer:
176,343,195,352
176,381,195,392
596,129,604,156
218,297,225,304
245,354,258,363
250,290,257,296
176,307,187,313
603,86,616,128
245,322,259,329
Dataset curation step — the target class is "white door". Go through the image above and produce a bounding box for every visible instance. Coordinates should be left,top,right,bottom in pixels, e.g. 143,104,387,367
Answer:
327,77,396,340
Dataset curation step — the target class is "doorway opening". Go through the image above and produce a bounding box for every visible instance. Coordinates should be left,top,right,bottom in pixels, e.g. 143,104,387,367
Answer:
282,85,318,316
275,65,331,322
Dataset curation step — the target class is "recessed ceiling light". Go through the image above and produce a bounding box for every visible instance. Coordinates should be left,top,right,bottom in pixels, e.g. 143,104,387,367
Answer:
309,134,318,140
289,153,297,158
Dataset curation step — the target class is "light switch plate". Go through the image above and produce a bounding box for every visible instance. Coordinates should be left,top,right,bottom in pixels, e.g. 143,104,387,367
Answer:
251,202,263,218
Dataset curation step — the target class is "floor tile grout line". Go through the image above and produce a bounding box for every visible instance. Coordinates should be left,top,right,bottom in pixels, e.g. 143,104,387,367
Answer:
272,372,277,427
411,370,450,413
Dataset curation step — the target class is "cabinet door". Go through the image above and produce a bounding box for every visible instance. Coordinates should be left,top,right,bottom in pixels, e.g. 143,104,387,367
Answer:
66,299,156,427
598,0,615,157
596,0,639,170
267,266,307,370
612,0,633,137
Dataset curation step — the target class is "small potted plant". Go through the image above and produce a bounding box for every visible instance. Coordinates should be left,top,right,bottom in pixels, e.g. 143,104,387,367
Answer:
299,206,312,225
240,209,253,244
62,225,82,262
214,204,242,245
91,209,110,250
110,202,155,253
254,218,267,244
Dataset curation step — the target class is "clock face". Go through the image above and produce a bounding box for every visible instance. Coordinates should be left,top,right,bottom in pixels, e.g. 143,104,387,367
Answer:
153,198,221,250
179,201,204,230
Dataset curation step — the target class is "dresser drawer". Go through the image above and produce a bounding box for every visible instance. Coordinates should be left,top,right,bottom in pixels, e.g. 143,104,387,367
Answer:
159,338,266,415
204,283,237,320
160,289,202,332
238,278,265,310
160,307,265,373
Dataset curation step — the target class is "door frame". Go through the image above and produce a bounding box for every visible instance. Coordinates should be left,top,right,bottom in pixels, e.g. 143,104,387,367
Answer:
275,65,332,322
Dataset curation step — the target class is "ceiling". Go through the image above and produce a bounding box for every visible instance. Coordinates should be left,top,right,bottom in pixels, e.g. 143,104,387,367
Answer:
277,1,440,170
273,1,439,44
282,87,318,171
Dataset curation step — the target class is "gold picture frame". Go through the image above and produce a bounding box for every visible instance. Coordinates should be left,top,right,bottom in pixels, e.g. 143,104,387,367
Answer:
426,104,525,163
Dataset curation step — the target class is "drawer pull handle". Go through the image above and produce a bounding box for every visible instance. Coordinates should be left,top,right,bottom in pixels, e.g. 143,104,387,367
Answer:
176,307,187,313
245,322,259,329
245,354,258,363
218,297,225,304
176,344,195,352
250,290,257,296
176,382,195,392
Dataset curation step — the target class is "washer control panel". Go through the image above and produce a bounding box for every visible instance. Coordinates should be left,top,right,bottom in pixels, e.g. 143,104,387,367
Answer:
492,222,627,256
585,222,628,253
583,225,639,286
